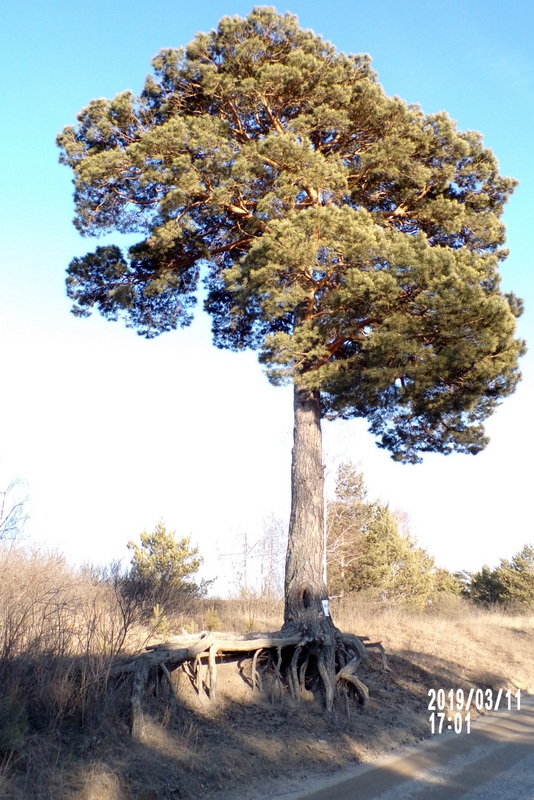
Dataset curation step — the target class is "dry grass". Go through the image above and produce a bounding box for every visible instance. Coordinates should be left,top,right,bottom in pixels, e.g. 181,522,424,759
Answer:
0,548,532,800
0,545,145,793
334,593,534,693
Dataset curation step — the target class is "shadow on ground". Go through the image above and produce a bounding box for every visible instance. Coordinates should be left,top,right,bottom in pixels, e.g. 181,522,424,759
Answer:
1,644,521,800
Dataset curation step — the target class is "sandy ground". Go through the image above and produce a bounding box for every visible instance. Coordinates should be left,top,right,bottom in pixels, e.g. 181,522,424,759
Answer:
267,694,534,800
4,608,534,800
200,611,534,800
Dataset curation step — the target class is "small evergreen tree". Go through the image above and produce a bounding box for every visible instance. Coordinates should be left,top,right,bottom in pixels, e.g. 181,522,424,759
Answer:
499,545,534,606
126,522,205,614
468,565,507,605
326,463,374,595
468,544,534,607
327,463,435,606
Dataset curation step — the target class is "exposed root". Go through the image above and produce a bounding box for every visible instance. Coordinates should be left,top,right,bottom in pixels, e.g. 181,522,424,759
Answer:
159,662,176,699
316,644,335,712
341,632,370,662
289,645,303,700
251,647,264,692
364,640,389,670
271,646,283,703
131,658,150,740
298,652,310,695
111,628,384,738
208,645,218,699
336,656,370,706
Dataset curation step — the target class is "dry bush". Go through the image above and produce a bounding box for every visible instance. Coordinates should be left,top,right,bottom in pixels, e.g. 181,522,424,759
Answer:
0,546,145,766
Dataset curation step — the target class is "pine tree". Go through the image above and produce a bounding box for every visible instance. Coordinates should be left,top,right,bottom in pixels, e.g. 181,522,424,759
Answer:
498,545,534,606
468,544,534,607
326,463,375,595
58,8,524,709
327,463,435,606
432,567,463,597
126,522,205,614
468,565,505,605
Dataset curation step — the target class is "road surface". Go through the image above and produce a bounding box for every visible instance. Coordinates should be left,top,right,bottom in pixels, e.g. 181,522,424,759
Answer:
275,694,534,800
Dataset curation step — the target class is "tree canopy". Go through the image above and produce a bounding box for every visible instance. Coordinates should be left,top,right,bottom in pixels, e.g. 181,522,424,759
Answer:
58,7,524,462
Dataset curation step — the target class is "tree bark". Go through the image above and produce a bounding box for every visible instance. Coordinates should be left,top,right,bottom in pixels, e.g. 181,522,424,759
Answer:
284,384,330,629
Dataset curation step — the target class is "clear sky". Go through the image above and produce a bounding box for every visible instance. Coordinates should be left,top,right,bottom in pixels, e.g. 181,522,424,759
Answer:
1,0,533,592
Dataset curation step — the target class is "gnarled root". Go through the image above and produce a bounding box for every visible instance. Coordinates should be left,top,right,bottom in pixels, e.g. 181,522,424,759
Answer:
336,656,369,705
111,627,383,738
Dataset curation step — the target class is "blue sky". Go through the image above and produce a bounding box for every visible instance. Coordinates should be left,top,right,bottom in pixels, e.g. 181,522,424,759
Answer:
1,1,532,589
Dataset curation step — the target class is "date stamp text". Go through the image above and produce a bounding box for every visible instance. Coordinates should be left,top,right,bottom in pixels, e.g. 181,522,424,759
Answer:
428,688,521,734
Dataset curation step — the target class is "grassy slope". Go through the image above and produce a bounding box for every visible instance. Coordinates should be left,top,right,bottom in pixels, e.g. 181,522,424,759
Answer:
1,581,533,800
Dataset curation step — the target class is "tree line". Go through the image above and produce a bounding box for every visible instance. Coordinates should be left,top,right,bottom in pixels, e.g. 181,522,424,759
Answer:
3,473,532,613
85,462,533,616
325,463,534,609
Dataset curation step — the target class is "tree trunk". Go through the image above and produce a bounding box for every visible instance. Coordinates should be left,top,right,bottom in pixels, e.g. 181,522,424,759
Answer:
115,386,375,722
284,384,330,629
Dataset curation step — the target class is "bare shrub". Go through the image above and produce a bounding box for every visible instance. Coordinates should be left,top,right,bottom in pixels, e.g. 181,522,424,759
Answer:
0,546,146,763
0,481,28,542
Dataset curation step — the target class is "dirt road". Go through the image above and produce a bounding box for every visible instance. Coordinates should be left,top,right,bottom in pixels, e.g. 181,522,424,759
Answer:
275,694,534,800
